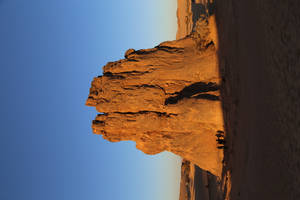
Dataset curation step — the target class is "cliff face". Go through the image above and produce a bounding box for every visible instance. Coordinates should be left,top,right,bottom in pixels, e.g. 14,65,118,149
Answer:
86,10,223,176
179,159,223,200
176,0,193,39
176,0,216,40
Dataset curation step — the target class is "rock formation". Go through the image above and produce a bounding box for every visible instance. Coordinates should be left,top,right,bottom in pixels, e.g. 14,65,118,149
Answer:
177,0,216,40
176,0,193,39
86,6,224,176
179,159,223,200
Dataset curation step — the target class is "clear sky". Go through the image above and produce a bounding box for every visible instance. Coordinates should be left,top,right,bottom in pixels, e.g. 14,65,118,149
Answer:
0,0,181,200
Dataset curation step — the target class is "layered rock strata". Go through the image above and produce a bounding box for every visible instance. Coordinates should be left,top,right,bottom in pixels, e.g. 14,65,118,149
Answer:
86,13,223,176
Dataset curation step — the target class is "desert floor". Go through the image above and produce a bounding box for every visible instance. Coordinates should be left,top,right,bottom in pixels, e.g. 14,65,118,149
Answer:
216,0,300,199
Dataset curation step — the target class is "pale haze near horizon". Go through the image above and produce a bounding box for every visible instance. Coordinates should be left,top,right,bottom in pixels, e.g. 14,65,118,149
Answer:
0,0,182,200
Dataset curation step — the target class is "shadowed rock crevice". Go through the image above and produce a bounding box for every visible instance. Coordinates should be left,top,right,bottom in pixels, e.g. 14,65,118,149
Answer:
112,111,178,117
104,70,151,77
165,82,220,105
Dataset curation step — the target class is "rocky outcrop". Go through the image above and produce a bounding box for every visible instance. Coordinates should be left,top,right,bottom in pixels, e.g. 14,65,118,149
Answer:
177,0,193,39
177,0,216,40
179,159,223,200
179,160,192,200
86,9,223,176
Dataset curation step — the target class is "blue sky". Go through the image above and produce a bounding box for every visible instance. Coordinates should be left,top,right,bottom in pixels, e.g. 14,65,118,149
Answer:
0,0,181,200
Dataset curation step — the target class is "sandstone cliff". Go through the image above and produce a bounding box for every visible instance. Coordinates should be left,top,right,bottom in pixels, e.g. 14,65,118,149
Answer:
176,0,193,39
86,6,223,176
177,0,215,40
179,159,223,200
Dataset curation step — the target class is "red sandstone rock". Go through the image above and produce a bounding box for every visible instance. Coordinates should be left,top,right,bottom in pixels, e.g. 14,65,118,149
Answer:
86,4,223,177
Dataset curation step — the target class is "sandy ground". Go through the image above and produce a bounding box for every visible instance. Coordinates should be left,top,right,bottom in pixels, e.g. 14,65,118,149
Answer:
215,0,300,199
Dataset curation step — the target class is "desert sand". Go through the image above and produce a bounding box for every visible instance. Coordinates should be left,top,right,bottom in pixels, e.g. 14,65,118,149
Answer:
215,0,300,199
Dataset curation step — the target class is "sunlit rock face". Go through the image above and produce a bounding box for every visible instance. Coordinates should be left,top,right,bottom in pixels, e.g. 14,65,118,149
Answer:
177,0,193,40
86,15,224,176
